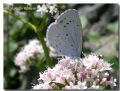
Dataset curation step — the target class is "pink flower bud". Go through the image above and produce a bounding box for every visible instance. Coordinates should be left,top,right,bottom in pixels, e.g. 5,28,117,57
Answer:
100,78,107,84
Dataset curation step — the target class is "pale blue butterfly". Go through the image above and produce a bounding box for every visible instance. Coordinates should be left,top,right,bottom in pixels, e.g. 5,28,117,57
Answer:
46,9,82,57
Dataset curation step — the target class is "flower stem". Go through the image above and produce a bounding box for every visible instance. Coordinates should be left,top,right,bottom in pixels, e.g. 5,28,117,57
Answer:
37,32,52,67
4,9,37,32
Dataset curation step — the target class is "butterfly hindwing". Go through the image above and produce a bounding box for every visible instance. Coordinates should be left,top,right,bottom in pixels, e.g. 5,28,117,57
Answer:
46,9,82,57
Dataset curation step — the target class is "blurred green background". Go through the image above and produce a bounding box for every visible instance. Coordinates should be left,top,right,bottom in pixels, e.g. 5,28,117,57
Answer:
4,4,119,89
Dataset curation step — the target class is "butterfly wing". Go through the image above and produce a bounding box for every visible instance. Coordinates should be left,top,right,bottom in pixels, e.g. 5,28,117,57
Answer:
46,9,82,57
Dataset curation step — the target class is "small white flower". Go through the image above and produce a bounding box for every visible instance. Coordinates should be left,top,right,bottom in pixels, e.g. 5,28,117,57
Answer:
36,4,48,14
108,77,117,87
90,84,99,89
20,65,28,72
33,84,41,89
77,81,87,89
82,54,99,69
36,4,57,15
54,76,65,84
33,82,52,89
65,82,78,89
104,72,110,77
48,4,57,15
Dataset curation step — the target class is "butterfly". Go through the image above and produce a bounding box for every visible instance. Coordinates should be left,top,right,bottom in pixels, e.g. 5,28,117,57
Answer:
46,9,82,57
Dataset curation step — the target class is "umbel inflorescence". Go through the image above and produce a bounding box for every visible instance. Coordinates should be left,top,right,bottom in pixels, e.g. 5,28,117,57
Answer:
14,39,44,72
33,54,117,89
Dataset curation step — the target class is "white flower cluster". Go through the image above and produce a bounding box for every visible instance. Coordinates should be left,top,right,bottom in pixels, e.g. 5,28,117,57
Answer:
33,54,117,89
14,39,44,72
36,4,57,15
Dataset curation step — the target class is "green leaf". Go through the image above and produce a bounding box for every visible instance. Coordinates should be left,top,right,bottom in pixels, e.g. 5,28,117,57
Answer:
4,9,37,32
107,22,118,33
103,56,119,70
10,69,17,77
9,41,18,52
86,31,100,42
80,16,88,29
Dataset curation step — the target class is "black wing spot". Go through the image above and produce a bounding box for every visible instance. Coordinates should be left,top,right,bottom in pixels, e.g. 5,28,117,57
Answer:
71,44,73,47
69,20,72,22
60,20,63,23
66,22,69,24
64,25,66,28
64,17,66,19
55,44,58,47
66,34,68,36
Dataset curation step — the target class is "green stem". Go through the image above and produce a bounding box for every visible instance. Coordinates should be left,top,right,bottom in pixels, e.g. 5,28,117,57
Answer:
4,9,37,32
36,13,53,67
37,33,52,67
